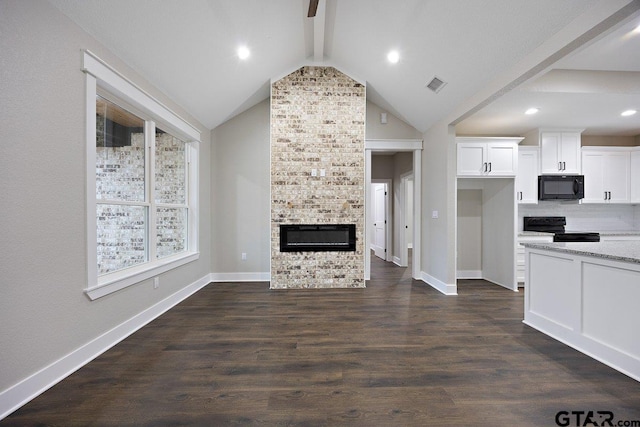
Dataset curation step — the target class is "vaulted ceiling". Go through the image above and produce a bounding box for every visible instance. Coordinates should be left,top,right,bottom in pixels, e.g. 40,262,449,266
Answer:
48,0,639,136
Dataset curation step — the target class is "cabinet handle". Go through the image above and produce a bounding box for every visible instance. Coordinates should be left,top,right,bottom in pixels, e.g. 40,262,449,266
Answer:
604,191,607,200
608,191,612,200
488,162,492,172
483,162,487,172
559,162,562,171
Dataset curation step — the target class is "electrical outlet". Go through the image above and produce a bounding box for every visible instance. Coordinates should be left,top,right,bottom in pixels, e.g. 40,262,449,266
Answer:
432,210,439,219
241,252,247,261
153,277,159,289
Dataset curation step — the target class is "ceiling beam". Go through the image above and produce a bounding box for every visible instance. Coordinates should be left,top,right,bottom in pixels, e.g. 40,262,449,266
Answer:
312,0,326,62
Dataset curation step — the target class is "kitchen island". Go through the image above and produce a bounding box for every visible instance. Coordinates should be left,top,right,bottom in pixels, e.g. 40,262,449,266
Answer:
523,241,640,381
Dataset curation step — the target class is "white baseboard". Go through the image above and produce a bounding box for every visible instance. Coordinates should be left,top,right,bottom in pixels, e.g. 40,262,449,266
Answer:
0,274,211,421
420,271,458,295
392,256,401,266
209,272,271,282
456,270,482,279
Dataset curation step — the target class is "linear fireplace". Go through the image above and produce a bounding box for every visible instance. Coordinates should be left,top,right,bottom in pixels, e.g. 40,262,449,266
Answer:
280,224,356,252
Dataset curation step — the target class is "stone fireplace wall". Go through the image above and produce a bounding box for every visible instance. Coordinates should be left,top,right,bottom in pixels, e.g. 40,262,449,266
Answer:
270,66,365,289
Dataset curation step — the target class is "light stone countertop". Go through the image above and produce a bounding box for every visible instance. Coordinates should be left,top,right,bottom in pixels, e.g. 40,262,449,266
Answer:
518,231,554,237
597,231,640,236
518,230,640,237
522,241,640,264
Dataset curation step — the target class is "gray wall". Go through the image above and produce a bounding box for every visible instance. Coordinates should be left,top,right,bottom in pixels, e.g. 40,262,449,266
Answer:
211,99,421,277
0,0,211,395
366,101,422,140
421,122,457,286
456,190,482,272
211,99,270,275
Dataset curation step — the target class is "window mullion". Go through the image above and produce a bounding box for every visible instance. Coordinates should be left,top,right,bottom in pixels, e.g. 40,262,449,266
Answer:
147,120,157,262
96,200,151,207
185,143,191,249
155,202,188,209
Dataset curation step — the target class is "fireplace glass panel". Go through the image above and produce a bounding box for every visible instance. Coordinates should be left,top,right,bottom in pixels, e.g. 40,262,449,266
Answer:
280,224,356,252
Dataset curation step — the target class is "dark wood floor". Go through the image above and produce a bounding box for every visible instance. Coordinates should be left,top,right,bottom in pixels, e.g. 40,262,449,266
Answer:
3,256,640,426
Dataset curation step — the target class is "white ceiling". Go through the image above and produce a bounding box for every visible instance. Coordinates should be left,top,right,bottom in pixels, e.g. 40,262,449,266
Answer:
456,16,640,137
48,0,638,136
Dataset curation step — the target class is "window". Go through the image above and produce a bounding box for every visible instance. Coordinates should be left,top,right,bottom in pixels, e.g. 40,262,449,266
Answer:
83,51,200,300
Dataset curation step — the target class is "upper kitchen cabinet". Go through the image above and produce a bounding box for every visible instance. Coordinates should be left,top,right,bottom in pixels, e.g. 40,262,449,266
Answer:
631,149,640,203
456,137,523,177
520,129,583,175
581,147,630,204
539,131,582,174
516,147,539,204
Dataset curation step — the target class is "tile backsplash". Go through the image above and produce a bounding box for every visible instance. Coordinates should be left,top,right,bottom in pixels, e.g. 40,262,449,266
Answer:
519,202,640,231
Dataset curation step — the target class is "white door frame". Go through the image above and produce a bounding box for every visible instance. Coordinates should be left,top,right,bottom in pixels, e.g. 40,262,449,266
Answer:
399,172,414,267
365,139,422,281
371,179,392,262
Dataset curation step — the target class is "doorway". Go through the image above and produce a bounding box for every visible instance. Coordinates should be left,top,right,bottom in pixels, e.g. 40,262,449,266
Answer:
371,180,391,262
364,139,423,281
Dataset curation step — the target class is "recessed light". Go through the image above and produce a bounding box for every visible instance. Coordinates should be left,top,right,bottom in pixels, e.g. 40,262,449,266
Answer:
525,108,539,115
237,46,250,60
621,109,637,117
634,24,640,34
387,50,399,64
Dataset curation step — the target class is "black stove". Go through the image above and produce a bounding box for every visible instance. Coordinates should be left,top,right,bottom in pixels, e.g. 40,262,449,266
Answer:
553,232,600,242
523,216,600,242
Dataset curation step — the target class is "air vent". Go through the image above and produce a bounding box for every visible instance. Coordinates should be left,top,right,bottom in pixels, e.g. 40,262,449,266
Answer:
426,76,447,93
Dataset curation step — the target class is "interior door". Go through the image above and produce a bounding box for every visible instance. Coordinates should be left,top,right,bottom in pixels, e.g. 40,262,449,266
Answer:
372,183,387,260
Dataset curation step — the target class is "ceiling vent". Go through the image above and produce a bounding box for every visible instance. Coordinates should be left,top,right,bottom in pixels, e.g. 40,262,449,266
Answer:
426,76,447,93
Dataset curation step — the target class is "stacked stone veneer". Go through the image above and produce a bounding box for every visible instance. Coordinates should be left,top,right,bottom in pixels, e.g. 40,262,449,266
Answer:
271,66,366,289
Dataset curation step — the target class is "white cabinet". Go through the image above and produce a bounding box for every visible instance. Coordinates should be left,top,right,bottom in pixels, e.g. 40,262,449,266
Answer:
631,149,640,203
581,148,630,204
516,147,539,204
540,131,582,174
516,234,553,284
456,137,522,177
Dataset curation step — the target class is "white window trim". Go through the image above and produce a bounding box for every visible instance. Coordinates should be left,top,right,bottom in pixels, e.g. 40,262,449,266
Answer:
83,50,200,300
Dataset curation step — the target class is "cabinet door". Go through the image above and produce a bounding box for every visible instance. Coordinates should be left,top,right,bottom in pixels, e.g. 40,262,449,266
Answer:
631,151,640,203
486,143,517,176
540,132,561,174
457,143,486,176
559,132,581,174
516,149,538,203
605,152,630,203
581,152,606,203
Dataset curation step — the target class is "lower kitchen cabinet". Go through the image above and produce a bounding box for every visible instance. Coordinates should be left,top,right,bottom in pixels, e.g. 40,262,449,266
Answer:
516,234,553,284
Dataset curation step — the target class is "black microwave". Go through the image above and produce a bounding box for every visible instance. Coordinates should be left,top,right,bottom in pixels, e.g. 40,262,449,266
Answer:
538,175,584,200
